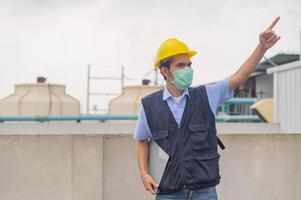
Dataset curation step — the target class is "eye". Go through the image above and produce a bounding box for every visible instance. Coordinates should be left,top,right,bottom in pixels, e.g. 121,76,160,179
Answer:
177,63,186,67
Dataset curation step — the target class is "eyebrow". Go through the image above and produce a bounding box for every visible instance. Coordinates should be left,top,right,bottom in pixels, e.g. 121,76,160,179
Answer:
176,62,192,67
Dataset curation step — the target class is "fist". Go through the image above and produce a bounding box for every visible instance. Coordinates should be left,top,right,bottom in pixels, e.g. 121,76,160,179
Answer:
141,173,159,195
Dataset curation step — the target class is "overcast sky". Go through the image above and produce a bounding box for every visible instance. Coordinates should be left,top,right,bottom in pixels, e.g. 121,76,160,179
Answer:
0,0,300,113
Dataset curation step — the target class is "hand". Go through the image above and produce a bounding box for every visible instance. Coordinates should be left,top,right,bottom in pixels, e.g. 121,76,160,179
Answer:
141,173,159,195
259,16,281,51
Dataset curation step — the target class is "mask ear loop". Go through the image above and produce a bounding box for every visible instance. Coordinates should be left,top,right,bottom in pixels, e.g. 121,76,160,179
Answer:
165,69,175,84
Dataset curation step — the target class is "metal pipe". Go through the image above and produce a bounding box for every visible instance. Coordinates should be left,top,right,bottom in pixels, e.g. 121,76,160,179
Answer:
0,115,138,122
224,98,257,104
216,115,260,122
0,114,260,122
87,64,91,114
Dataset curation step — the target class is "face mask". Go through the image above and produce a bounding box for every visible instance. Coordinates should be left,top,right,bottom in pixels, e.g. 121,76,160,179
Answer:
170,67,193,90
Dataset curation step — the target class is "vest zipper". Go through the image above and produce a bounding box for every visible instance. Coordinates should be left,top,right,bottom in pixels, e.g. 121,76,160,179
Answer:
179,126,186,189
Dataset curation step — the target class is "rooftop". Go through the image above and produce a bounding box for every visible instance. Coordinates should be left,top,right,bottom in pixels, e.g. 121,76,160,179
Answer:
255,51,300,72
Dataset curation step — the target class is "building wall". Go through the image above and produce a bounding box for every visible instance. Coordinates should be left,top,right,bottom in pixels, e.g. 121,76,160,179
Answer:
255,74,273,99
268,61,301,133
0,122,300,200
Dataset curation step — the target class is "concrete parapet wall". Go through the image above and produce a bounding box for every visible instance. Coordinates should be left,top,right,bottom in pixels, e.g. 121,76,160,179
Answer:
0,123,300,200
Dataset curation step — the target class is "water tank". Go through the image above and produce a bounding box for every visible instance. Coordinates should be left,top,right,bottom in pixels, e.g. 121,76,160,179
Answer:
109,85,163,115
0,83,80,116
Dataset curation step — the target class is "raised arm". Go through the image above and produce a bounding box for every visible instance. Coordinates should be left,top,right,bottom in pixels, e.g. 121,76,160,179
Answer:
229,17,281,91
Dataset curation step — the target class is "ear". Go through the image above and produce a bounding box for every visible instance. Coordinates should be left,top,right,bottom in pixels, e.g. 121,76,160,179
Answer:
160,67,169,78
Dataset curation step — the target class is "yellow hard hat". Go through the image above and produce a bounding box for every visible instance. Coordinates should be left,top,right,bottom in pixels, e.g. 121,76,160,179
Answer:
154,38,197,68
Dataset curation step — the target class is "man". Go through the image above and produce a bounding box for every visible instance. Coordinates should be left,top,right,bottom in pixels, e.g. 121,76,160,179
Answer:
134,17,281,200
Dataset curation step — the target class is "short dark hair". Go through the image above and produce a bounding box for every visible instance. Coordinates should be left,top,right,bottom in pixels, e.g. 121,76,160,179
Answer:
159,57,173,69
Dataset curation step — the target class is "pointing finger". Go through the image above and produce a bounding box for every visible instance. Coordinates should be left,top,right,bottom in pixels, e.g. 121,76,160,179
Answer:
266,16,280,31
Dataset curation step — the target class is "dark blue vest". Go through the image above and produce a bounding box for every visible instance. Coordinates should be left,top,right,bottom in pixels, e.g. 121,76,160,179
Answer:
141,85,221,194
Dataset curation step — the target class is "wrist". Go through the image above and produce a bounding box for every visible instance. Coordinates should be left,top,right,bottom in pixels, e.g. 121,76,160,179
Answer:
140,171,148,178
257,43,268,53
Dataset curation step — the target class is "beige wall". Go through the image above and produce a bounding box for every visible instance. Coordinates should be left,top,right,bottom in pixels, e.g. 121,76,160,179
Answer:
0,123,300,200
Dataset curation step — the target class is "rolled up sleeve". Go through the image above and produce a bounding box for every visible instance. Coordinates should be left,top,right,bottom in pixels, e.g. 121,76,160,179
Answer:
205,76,234,115
133,105,152,140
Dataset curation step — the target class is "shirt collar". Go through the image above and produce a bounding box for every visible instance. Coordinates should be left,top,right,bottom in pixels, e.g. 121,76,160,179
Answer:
162,86,190,101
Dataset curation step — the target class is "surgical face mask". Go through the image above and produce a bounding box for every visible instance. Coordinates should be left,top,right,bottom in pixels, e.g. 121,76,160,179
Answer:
169,67,193,90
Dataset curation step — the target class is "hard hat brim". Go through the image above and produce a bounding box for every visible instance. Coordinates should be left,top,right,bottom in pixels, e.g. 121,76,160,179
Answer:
155,50,197,67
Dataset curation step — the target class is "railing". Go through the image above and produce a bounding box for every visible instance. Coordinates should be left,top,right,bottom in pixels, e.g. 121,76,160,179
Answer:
0,115,138,122
0,98,261,122
217,98,260,122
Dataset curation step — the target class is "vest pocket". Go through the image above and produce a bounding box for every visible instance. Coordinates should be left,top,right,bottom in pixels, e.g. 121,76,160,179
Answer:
194,153,221,182
188,122,211,151
185,153,221,186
